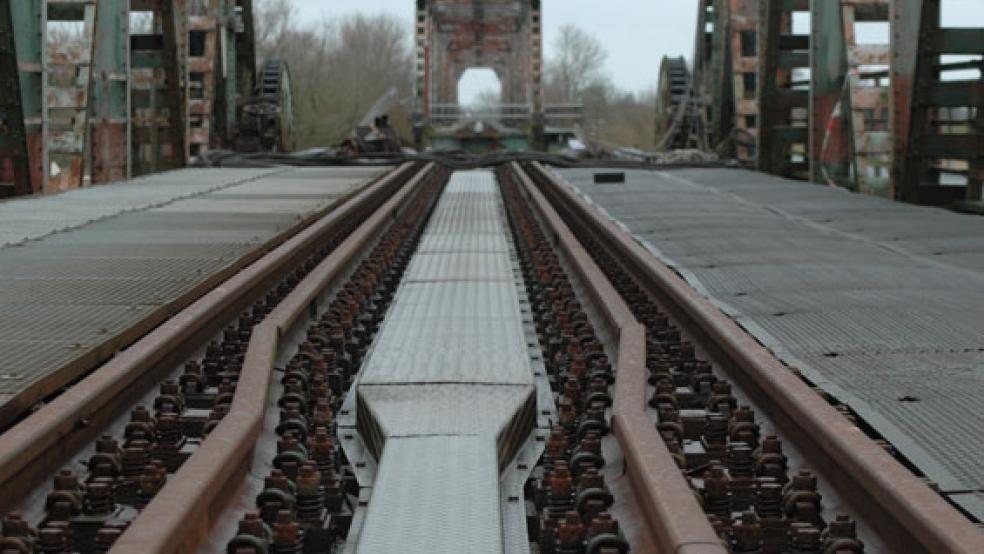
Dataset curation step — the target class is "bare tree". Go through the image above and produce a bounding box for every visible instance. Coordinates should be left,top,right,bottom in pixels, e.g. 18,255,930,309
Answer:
253,0,296,55
252,1,413,148
471,88,503,110
547,25,608,102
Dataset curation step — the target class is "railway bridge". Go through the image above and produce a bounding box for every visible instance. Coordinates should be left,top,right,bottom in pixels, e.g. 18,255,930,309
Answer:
0,2,982,554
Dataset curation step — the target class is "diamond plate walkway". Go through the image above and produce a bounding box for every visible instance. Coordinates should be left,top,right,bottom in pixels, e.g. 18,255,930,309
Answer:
351,170,539,553
0,167,384,429
556,167,984,519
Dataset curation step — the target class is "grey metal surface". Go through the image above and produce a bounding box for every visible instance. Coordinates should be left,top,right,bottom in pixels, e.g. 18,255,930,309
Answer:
357,436,503,554
0,169,280,247
353,170,537,553
358,384,531,437
558,166,984,499
0,167,383,414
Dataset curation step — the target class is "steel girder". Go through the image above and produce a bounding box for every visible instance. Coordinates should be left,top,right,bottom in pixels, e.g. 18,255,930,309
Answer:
689,0,981,204
811,0,893,195
892,0,983,205
0,0,253,196
414,0,544,135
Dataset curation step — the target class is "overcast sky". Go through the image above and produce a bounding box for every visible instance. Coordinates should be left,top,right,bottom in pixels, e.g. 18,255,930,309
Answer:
289,1,699,102
288,1,982,103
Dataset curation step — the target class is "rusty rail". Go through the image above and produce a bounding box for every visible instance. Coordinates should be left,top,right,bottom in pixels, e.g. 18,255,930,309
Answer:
525,161,984,554
510,163,727,554
0,163,417,514
111,163,440,554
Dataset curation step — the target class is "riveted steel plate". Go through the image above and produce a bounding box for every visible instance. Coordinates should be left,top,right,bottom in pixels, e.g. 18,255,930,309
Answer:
558,166,984,500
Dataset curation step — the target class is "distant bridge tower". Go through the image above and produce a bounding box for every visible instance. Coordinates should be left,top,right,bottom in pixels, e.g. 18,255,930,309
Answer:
414,0,544,136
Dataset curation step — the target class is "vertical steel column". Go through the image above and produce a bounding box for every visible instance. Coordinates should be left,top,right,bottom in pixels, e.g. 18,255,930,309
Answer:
7,1,44,194
530,0,544,150
90,0,131,183
414,0,429,138
727,0,759,162
809,0,850,186
0,0,34,196
843,0,892,195
694,0,731,153
893,0,983,205
235,0,254,98
232,0,254,149
692,0,758,158
757,0,811,179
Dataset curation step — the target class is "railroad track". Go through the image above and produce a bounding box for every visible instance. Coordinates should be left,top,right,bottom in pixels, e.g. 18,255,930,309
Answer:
0,162,436,552
1,161,982,554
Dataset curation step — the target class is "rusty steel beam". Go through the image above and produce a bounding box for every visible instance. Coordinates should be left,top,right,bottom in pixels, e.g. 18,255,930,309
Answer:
0,0,255,195
517,162,727,554
809,0,850,186
421,1,541,126
727,0,759,162
893,0,984,205
691,1,759,160
530,163,984,553
90,0,131,183
42,0,98,193
131,0,187,176
414,0,430,143
0,164,416,519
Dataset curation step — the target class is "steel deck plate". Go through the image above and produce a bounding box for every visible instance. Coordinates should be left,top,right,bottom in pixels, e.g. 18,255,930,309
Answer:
0,169,281,247
0,167,383,424
559,167,984,497
354,170,536,553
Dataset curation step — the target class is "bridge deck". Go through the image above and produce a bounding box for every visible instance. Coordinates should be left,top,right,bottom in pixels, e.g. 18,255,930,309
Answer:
0,167,384,429
352,170,538,553
555,167,984,519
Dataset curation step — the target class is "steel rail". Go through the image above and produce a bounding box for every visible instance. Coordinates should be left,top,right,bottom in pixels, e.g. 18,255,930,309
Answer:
525,161,984,554
509,162,727,554
111,163,440,554
0,163,418,514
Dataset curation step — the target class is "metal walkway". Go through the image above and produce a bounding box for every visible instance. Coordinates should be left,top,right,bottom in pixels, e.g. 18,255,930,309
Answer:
350,170,539,553
0,166,383,428
555,166,984,518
